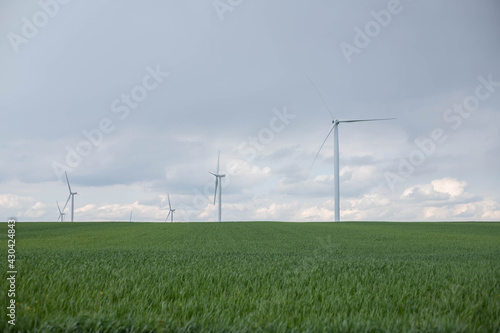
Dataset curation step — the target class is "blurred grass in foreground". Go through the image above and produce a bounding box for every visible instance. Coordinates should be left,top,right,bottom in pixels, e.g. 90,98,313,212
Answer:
1,222,499,332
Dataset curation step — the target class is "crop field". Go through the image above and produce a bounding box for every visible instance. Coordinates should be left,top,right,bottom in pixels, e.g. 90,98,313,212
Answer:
1,222,499,332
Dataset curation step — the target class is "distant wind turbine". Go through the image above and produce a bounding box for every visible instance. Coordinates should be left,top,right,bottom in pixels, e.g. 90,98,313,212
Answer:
210,151,226,222
165,193,175,223
63,172,77,222
56,201,65,222
129,210,133,223
307,74,395,222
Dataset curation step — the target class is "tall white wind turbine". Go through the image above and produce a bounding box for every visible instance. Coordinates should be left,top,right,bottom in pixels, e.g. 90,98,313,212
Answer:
64,172,77,222
307,75,394,222
165,193,175,223
210,151,226,222
56,201,65,222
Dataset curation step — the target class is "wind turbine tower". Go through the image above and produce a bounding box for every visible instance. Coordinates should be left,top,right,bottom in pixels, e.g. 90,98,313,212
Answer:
210,151,226,222
307,75,394,222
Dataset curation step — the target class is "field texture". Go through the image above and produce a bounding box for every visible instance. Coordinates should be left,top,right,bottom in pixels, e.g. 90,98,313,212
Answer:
1,222,500,332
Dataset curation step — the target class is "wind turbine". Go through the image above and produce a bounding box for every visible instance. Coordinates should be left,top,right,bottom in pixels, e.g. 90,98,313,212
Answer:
165,193,175,223
56,201,65,222
64,172,77,222
307,75,394,222
129,210,133,223
210,151,225,222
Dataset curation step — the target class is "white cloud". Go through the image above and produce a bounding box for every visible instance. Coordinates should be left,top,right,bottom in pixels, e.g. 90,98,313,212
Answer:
480,200,500,220
198,203,216,220
313,175,334,183
77,204,97,214
0,194,29,210
0,194,47,219
341,165,377,183
401,178,469,202
24,202,46,219
398,178,500,221
431,178,467,198
299,201,335,221
402,184,450,201
345,194,391,211
255,202,295,221
94,201,167,221
227,159,271,177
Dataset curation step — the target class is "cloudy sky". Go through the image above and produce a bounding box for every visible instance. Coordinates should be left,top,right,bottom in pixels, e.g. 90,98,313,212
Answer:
1,0,499,222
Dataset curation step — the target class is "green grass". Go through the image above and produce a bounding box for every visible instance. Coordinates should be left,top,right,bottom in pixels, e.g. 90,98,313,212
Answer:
2,222,500,332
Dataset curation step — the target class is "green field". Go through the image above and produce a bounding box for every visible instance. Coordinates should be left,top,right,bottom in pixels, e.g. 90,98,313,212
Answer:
2,222,500,332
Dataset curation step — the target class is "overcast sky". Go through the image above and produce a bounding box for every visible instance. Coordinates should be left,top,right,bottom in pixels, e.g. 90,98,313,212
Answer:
1,0,499,222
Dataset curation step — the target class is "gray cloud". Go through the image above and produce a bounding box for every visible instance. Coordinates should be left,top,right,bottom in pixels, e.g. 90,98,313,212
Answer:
1,0,499,221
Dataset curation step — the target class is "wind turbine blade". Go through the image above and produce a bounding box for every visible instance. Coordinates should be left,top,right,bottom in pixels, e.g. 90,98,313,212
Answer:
305,73,335,120
310,123,336,171
65,172,72,193
168,193,172,211
56,201,62,222
214,178,219,205
62,195,71,212
216,150,220,174
166,211,171,222
338,118,396,123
